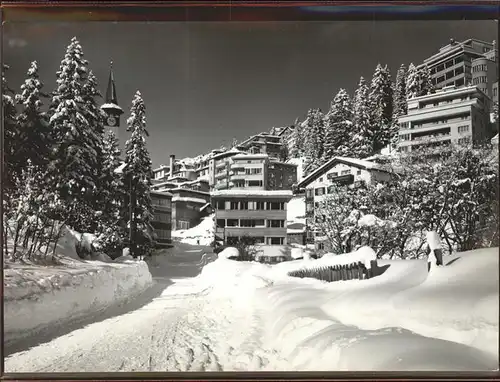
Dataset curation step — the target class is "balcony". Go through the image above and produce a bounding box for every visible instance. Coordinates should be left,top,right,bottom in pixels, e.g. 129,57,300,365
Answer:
215,171,228,179
326,174,354,186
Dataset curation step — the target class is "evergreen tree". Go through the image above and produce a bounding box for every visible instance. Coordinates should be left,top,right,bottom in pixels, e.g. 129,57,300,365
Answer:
3,64,19,192
122,91,154,258
323,88,353,160
418,64,434,97
393,64,408,117
407,63,434,99
406,63,419,99
368,64,394,152
352,77,372,158
15,61,50,172
391,64,408,149
94,131,125,257
303,108,325,172
46,37,103,233
291,117,305,158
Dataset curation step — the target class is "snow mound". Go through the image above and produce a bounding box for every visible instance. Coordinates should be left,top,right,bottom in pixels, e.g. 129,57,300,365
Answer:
218,247,240,259
258,247,498,370
4,227,153,346
172,215,214,246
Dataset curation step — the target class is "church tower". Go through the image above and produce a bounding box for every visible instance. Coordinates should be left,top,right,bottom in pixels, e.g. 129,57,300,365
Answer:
101,61,124,139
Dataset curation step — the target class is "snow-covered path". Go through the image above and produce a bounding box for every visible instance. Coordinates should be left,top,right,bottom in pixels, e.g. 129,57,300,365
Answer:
4,244,283,372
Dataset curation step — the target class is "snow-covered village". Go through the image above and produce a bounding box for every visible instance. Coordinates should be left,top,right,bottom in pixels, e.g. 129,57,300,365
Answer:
2,20,499,374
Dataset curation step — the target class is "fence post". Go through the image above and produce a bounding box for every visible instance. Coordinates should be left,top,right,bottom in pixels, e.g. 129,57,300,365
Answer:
370,260,378,278
333,265,338,281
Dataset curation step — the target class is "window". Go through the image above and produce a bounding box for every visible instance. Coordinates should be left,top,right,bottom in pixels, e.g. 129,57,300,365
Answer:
315,187,325,196
437,64,445,72
458,137,471,145
216,219,226,228
267,237,284,245
318,242,325,250
216,200,225,210
256,201,266,210
445,71,454,80
454,66,464,76
245,168,262,175
248,180,263,187
399,122,409,129
267,220,285,228
253,237,265,244
305,189,314,198
240,201,248,210
454,56,463,64
455,78,465,87
445,60,454,69
341,170,350,175
240,219,264,227
493,88,498,97
327,185,337,194
399,134,411,141
458,125,469,133
269,202,284,210
319,177,323,182
230,201,239,210
227,219,238,227
357,170,362,175
437,76,445,84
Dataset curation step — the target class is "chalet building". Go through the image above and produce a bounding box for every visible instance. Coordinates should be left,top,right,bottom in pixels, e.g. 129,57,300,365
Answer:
297,157,394,251
211,189,293,246
150,191,173,248
397,85,494,153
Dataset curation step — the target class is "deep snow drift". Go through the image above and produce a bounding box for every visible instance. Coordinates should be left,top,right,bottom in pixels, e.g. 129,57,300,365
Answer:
4,226,153,348
199,247,499,371
171,215,215,246
4,240,498,372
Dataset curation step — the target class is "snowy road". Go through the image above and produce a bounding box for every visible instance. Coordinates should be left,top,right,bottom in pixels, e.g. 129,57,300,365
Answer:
4,244,284,372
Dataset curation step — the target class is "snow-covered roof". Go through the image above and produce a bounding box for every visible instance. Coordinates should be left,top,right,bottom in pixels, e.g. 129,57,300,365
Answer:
101,102,123,112
232,153,268,160
150,190,173,197
172,196,208,204
211,189,293,198
200,203,212,212
298,156,392,188
287,228,306,234
491,134,499,144
169,187,210,196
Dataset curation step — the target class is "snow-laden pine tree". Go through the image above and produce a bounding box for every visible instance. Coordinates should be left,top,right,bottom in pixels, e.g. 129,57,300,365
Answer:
323,88,353,160
291,117,305,158
406,63,419,99
303,108,325,173
94,131,125,257
15,61,50,173
122,91,155,258
352,77,372,158
46,37,103,233
368,64,394,152
418,65,434,97
390,64,408,149
393,64,408,118
3,64,19,192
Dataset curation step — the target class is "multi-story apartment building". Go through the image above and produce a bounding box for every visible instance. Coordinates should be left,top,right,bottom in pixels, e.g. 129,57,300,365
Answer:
421,38,496,90
397,85,493,153
209,148,245,189
297,157,394,251
150,191,173,247
212,189,293,246
228,154,297,191
472,45,498,105
236,132,284,160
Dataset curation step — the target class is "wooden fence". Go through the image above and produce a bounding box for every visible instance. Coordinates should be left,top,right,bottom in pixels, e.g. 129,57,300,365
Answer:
288,260,380,282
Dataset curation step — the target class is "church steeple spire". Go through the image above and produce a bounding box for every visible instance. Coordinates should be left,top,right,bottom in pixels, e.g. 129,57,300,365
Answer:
105,60,119,105
101,60,124,136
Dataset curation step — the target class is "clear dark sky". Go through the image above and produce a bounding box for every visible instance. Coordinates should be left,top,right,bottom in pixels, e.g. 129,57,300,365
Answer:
3,20,497,168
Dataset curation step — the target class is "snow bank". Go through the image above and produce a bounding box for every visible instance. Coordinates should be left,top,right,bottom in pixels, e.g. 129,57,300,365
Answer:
218,247,240,259
172,214,215,246
4,228,153,345
257,247,498,370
